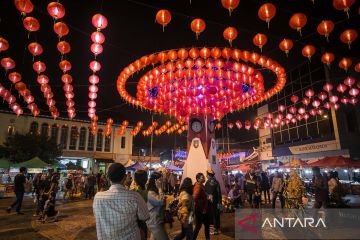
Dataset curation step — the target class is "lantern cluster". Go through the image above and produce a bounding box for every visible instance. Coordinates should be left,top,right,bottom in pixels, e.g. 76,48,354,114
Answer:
104,118,113,137
154,121,171,136
90,115,98,135
117,120,129,136
130,121,143,136
0,83,23,116
117,47,286,123
142,121,158,136
47,1,75,119
88,13,108,120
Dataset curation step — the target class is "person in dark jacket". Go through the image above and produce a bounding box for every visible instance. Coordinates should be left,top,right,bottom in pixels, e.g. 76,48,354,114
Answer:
7,167,27,214
244,169,260,208
260,172,270,204
205,170,222,235
192,173,209,240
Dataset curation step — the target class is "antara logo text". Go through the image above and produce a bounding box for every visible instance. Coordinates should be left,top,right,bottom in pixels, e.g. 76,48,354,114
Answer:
262,217,327,228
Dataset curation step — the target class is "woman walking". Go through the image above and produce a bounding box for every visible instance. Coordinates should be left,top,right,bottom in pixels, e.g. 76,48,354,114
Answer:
174,177,194,240
147,172,169,240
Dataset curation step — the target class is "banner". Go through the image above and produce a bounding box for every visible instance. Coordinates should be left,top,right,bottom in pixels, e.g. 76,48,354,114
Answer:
288,140,338,155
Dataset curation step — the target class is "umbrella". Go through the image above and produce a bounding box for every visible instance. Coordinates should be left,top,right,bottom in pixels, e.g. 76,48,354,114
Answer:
126,162,145,171
307,156,360,168
14,156,48,168
0,157,11,169
166,165,183,171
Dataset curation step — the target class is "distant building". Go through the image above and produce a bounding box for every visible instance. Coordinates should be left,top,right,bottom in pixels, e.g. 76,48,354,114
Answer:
0,111,133,173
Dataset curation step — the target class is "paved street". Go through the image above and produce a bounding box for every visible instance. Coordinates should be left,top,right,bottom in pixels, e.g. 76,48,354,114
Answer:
0,195,235,240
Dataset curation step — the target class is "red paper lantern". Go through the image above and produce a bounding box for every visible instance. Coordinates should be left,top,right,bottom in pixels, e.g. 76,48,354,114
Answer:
258,3,276,28
28,42,43,56
89,92,97,100
47,2,65,19
317,20,334,40
289,13,307,35
323,83,333,92
1,57,16,70
8,72,22,84
253,33,267,52
155,10,171,30
223,27,238,46
65,91,74,99
344,77,355,87
340,29,358,49
312,100,321,108
61,74,72,84
278,105,286,112
221,0,240,15
33,61,46,73
279,39,293,56
15,0,33,15
90,60,101,72
318,92,328,101
301,45,316,61
53,22,69,37
89,75,99,84
91,43,103,55
349,88,359,97
355,62,360,72
15,82,26,92
190,18,206,39
321,52,335,66
23,16,40,32
88,101,96,108
92,14,108,30
91,31,105,44
24,95,34,104
338,57,352,72
329,95,339,103
59,60,71,72
290,95,299,103
57,41,71,55
333,0,355,18
0,38,9,52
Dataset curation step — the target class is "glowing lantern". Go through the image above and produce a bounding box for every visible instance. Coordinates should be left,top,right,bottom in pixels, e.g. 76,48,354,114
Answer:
190,18,206,39
90,60,101,72
333,0,355,18
91,43,103,56
47,2,65,19
53,22,69,37
61,74,72,83
289,106,297,114
344,77,355,87
24,95,34,104
321,52,335,66
349,88,359,97
89,84,98,93
8,72,22,84
92,14,108,30
330,95,339,103
228,123,234,129
349,98,358,105
155,10,171,31
317,20,334,41
33,61,46,73
312,100,321,108
301,45,316,61
323,83,333,92
355,63,360,72
235,120,242,129
298,107,306,115
290,95,299,103
289,13,307,36
305,89,314,98
27,42,43,57
59,60,71,72
338,58,352,72
23,16,40,32
88,92,97,100
253,33,267,52
278,105,286,112
244,120,251,130
15,0,34,15
223,27,238,46
341,97,349,104
279,39,293,56
324,102,331,109
57,41,71,55
89,75,99,84
258,3,276,28
340,29,358,49
0,38,9,52
309,109,317,116
1,58,15,71
221,0,240,15
318,92,328,101
91,31,105,44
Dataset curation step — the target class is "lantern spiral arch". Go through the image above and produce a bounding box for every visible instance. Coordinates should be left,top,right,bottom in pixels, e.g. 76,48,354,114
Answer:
117,47,286,123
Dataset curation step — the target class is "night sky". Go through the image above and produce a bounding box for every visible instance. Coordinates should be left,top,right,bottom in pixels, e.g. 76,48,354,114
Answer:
1,0,359,149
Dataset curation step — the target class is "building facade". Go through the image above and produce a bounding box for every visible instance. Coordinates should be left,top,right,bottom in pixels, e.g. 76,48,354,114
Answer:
0,111,133,172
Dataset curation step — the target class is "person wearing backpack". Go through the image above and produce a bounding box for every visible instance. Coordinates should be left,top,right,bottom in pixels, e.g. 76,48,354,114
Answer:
174,177,194,240
63,174,74,200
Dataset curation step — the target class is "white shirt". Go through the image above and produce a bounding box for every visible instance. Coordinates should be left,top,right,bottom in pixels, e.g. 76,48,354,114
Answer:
93,184,150,240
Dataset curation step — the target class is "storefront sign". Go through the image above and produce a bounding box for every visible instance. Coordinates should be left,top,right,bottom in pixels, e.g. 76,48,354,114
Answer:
289,140,338,154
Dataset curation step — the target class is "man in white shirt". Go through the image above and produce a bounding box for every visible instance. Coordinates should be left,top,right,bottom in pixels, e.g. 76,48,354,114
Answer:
93,163,149,240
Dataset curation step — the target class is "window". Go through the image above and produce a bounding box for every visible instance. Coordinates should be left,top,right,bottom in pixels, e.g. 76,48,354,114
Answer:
7,125,15,135
88,130,94,151
29,121,39,134
41,123,49,137
121,136,126,149
104,134,111,152
60,125,69,149
79,127,87,150
96,129,103,151
51,124,59,140
69,126,78,150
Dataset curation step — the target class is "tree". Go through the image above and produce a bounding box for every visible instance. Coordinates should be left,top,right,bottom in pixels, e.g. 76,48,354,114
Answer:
1,133,62,164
